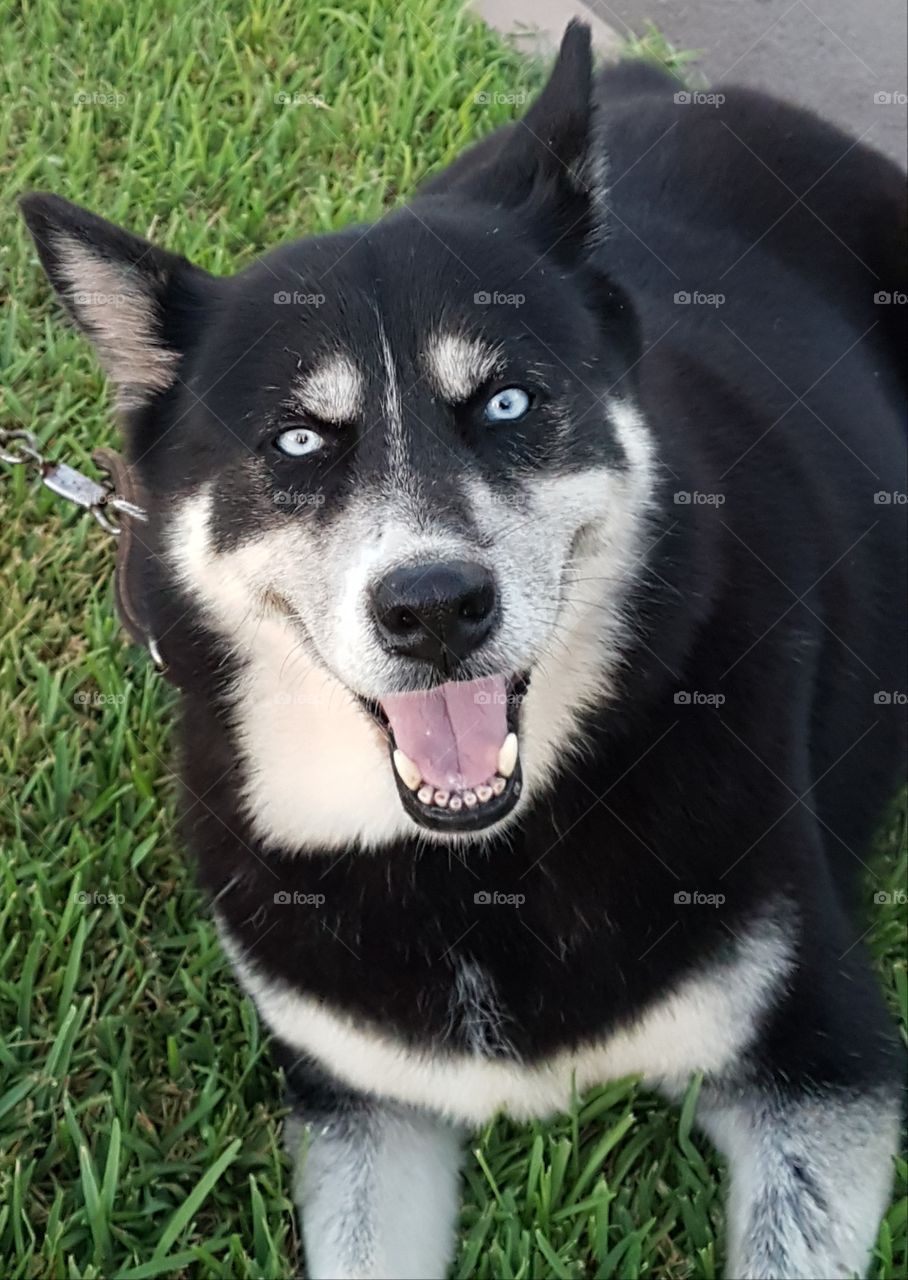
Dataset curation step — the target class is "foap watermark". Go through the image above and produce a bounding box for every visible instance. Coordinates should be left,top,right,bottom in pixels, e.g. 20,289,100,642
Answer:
273,91,328,108
72,291,129,307
873,889,907,905
274,891,326,906
674,490,725,506
873,291,907,305
474,290,524,308
873,491,906,505
873,91,908,106
674,890,725,906
674,90,725,107
73,90,127,107
674,690,726,707
269,690,332,708
274,290,325,306
74,690,128,707
873,691,906,705
474,688,525,709
74,890,125,906
674,290,725,307
474,90,528,106
474,890,525,906
488,491,530,511
273,489,326,508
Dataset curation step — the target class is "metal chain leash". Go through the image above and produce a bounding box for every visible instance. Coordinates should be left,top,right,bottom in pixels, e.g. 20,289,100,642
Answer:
0,427,147,534
0,426,169,672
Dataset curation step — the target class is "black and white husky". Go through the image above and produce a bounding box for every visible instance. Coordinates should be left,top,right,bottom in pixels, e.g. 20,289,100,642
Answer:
21,22,906,1279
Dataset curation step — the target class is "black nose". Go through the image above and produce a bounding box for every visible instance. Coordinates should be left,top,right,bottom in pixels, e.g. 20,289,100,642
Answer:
370,560,498,668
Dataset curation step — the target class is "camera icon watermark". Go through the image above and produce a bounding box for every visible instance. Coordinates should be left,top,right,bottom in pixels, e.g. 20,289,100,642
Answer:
73,90,127,107
674,889,725,906
273,91,328,108
673,90,725,107
474,90,528,106
873,691,906,705
488,491,529,510
270,690,329,707
273,489,326,508
74,689,128,707
874,889,907,905
673,690,726,707
474,688,524,708
473,290,525,307
673,490,726,506
873,91,907,106
873,291,907,304
274,290,326,306
674,290,725,307
873,491,906,504
273,890,326,906
474,890,525,906
72,291,128,307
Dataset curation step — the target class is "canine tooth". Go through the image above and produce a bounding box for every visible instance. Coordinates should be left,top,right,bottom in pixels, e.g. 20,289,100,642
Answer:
433,790,449,808
417,785,434,805
476,784,493,803
497,733,518,778
448,794,463,812
491,775,507,796
393,749,422,791
463,790,478,808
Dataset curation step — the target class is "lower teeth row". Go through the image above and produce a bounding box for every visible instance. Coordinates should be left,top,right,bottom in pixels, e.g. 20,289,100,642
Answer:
417,777,507,809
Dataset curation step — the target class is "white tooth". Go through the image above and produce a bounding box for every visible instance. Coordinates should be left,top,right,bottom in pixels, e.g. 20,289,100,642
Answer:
476,784,492,803
491,775,507,796
497,733,518,778
393,749,422,791
463,790,478,808
448,794,463,812
433,790,449,808
417,785,434,805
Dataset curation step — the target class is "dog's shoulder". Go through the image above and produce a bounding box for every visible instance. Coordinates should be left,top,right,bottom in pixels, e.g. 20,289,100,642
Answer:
597,64,907,383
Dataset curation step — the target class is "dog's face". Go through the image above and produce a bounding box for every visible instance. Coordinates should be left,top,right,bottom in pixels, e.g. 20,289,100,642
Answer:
22,26,656,845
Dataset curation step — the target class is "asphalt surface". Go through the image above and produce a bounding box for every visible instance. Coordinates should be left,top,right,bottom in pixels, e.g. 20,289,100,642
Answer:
582,0,907,166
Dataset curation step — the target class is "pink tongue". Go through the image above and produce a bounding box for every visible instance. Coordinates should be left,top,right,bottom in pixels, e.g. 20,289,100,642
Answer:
380,675,508,791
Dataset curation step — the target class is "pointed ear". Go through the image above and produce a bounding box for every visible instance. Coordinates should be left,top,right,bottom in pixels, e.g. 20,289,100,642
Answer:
422,22,603,257
20,193,211,410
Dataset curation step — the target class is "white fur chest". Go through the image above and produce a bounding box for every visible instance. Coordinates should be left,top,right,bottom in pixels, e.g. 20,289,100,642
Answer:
218,919,791,1125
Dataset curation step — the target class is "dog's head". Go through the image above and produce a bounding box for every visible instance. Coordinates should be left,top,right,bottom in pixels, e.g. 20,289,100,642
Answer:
21,24,656,847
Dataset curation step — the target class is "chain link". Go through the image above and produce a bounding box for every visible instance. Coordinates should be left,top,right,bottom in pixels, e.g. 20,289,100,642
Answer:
0,428,44,467
0,427,147,534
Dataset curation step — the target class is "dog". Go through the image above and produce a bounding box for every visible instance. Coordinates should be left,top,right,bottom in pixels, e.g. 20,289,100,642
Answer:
21,21,906,1279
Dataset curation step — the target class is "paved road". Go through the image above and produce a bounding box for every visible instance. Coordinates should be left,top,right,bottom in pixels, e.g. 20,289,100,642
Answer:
582,0,907,165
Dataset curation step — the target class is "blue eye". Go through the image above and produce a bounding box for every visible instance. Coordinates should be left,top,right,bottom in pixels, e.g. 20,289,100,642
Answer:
274,426,324,457
483,386,531,423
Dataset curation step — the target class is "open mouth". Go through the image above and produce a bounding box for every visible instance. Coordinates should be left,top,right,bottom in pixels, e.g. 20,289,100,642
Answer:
362,674,527,833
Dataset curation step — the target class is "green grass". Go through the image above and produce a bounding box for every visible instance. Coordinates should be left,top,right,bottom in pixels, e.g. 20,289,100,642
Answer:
620,21,701,81
0,1,905,1275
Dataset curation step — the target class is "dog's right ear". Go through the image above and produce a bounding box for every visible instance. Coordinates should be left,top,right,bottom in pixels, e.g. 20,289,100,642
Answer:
20,193,211,410
421,22,604,260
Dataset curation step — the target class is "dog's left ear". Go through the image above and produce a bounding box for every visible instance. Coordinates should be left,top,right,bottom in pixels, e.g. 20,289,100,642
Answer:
423,22,603,258
19,192,211,412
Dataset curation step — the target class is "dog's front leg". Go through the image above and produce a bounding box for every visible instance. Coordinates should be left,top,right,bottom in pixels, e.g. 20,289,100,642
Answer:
699,1084,900,1279
281,1053,464,1280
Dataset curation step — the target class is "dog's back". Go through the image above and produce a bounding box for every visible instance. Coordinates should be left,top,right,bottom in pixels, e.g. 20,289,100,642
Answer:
595,62,907,883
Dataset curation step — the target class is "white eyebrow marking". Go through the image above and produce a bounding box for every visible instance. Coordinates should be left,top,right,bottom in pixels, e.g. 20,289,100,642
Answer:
291,354,363,423
423,332,504,402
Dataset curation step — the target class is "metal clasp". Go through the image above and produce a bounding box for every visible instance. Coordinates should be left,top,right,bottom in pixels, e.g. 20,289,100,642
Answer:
1,425,166,671
0,428,147,533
